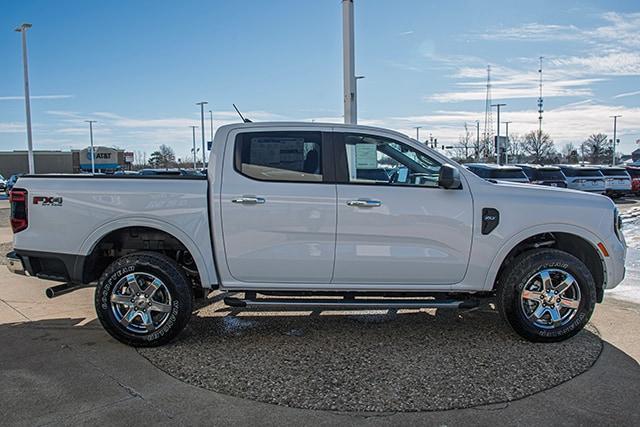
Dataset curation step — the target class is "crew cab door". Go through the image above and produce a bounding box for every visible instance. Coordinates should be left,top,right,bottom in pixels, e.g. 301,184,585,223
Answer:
220,129,337,283
332,131,473,285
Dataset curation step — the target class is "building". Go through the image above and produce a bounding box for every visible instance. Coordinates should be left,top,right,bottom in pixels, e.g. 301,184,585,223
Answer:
0,146,131,177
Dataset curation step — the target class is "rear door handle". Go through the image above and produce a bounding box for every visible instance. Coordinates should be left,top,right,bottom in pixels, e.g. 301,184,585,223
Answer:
347,199,382,208
232,196,266,205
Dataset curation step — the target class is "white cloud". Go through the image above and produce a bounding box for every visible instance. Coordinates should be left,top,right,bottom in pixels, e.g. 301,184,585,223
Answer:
0,95,73,101
0,122,24,133
479,23,581,42
614,90,640,99
371,102,640,151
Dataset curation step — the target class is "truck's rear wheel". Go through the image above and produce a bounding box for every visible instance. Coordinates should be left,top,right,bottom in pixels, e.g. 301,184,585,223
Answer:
497,249,596,342
95,252,193,347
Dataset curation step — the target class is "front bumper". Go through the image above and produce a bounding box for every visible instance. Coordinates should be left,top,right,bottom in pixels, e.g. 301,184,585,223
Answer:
6,251,26,275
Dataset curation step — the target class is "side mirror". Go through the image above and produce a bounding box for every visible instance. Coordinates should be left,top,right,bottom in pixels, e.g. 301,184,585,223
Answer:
438,164,461,189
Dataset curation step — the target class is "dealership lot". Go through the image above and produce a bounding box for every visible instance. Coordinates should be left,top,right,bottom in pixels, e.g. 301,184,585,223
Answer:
1,198,640,425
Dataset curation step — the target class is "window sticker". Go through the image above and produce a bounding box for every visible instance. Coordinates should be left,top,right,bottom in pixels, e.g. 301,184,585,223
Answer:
355,144,377,169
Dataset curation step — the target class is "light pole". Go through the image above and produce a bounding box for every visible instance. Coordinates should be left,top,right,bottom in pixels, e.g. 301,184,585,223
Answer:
209,110,214,147
414,126,422,142
342,0,356,124
611,115,621,166
491,103,506,165
503,121,512,164
85,120,97,174
196,101,208,167
15,23,35,174
190,126,198,169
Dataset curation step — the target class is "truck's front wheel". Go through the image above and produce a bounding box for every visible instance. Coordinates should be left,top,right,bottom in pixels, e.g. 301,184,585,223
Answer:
95,252,193,347
497,249,596,342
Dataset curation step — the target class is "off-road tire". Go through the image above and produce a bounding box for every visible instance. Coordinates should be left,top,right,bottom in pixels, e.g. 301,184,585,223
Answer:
95,251,193,347
497,248,596,342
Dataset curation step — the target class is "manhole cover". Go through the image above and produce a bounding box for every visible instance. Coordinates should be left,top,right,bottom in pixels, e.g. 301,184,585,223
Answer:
139,301,601,412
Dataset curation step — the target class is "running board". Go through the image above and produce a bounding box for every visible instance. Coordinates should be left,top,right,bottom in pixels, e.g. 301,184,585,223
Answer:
224,296,479,310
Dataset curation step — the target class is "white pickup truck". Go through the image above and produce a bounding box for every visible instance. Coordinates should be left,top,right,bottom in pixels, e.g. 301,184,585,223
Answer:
6,122,626,346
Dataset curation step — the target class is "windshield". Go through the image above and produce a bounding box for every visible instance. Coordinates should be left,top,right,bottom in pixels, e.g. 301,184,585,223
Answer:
575,169,603,177
490,169,528,180
601,168,628,177
536,169,565,180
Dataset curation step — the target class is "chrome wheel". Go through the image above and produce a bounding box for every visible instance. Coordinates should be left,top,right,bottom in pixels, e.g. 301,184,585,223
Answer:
110,272,173,334
520,268,581,329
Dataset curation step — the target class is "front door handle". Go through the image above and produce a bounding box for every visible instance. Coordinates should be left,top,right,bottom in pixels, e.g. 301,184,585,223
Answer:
232,196,266,205
347,199,382,208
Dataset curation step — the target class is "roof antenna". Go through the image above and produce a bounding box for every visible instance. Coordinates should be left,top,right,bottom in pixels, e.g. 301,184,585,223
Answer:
233,104,252,123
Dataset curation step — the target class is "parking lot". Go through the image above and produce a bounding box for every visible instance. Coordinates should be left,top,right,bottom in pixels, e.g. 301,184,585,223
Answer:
1,196,639,425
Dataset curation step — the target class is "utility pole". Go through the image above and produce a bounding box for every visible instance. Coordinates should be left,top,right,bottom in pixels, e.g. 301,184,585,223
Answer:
611,115,621,166
15,23,35,174
209,110,214,147
196,101,208,167
538,56,544,135
476,120,480,160
190,126,198,169
503,121,512,164
85,120,97,174
491,103,506,165
414,126,422,142
342,0,356,124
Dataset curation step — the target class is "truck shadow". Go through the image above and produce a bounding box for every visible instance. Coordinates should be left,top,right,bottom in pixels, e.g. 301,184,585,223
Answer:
1,311,639,415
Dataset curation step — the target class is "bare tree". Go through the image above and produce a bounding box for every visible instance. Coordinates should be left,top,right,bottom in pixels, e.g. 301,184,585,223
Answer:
582,133,611,165
506,133,524,163
453,124,474,161
148,144,176,168
561,143,579,164
522,130,556,164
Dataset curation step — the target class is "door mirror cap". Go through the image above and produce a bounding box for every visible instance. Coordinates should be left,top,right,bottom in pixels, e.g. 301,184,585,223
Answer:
439,164,461,189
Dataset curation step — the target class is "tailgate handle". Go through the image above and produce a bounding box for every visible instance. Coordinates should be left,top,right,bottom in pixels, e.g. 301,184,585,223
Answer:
232,196,266,205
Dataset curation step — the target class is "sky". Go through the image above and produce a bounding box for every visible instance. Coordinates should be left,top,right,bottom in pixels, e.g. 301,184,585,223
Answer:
1,0,639,160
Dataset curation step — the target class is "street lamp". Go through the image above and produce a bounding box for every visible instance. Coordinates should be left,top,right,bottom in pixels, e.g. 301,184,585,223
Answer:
611,115,621,166
414,126,422,142
190,126,198,169
85,120,97,174
503,121,512,164
209,110,214,148
491,103,506,165
15,23,35,174
196,101,208,166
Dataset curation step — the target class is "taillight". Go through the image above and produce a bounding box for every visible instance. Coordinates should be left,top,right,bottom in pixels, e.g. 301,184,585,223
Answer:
9,189,28,233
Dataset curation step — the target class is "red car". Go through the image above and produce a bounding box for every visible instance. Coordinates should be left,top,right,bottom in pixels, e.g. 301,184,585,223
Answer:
625,166,640,194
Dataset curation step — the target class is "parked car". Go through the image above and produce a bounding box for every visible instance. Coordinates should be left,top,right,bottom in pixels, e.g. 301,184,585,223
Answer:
599,167,631,198
138,168,203,176
0,174,6,193
6,122,626,346
557,165,606,194
5,173,24,194
625,166,640,195
464,163,530,183
516,164,567,188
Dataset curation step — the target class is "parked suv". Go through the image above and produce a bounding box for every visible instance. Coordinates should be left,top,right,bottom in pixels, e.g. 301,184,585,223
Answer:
464,163,529,183
558,165,605,193
599,167,631,198
626,166,640,195
516,164,567,188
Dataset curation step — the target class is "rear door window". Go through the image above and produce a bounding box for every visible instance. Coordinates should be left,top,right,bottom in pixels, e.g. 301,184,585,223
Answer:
235,131,324,182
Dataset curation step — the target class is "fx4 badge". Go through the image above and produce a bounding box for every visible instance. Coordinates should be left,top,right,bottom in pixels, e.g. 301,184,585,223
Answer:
33,196,63,206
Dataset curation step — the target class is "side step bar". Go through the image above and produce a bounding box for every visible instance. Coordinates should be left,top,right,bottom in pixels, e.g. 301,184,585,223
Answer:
224,296,479,310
